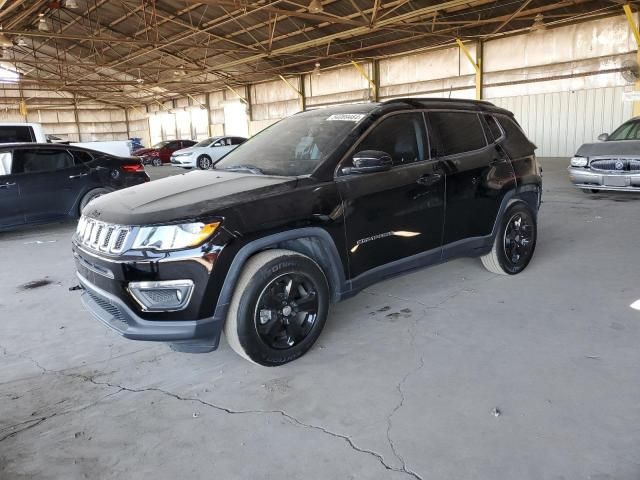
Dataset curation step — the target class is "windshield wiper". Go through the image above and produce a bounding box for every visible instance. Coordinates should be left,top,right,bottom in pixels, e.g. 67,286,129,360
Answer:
218,164,264,175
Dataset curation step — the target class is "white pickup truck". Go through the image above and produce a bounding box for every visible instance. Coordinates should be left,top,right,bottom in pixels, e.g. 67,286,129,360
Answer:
0,122,133,157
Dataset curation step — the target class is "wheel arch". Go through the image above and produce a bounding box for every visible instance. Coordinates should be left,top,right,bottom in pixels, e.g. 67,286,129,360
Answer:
213,228,347,325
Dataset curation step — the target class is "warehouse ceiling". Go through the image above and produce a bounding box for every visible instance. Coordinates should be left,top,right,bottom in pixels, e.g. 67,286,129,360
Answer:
0,0,637,107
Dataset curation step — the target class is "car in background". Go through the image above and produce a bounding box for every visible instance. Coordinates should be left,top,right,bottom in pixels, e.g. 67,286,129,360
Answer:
0,143,149,230
170,136,247,169
134,140,197,166
569,117,640,193
0,122,47,143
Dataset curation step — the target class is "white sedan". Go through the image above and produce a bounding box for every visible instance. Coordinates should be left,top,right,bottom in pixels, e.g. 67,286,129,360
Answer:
170,136,247,170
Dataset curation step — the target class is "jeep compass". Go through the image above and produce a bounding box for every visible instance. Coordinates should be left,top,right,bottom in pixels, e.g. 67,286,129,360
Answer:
72,98,541,366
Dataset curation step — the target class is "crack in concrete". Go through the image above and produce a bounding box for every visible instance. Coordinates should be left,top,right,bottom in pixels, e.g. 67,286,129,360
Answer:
385,356,425,480
3,349,423,480
0,416,51,443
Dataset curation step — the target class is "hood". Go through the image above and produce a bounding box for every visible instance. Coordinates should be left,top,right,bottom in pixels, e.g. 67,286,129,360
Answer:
173,147,196,155
576,140,640,157
133,147,155,156
84,170,297,225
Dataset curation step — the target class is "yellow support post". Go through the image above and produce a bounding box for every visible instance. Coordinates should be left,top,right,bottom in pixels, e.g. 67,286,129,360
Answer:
351,60,377,101
456,38,483,100
623,4,640,116
226,85,249,105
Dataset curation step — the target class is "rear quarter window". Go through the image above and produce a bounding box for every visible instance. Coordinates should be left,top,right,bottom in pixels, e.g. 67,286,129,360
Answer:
496,115,535,158
428,112,487,157
0,126,34,143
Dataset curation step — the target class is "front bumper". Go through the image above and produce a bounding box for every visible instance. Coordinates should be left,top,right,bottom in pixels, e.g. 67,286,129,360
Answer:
78,271,223,352
568,167,640,191
170,156,195,167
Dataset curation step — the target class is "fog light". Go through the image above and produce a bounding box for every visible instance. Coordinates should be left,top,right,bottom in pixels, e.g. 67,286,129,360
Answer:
128,280,194,312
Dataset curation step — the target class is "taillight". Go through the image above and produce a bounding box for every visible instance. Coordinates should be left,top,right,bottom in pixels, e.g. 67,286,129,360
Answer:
122,163,144,173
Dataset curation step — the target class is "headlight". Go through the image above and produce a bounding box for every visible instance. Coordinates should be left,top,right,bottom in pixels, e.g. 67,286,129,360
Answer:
131,222,220,251
570,157,588,167
174,152,193,157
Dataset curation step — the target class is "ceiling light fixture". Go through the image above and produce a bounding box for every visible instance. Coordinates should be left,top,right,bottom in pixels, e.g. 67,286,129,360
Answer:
15,36,27,47
308,0,323,14
38,15,50,32
65,0,79,8
313,62,321,76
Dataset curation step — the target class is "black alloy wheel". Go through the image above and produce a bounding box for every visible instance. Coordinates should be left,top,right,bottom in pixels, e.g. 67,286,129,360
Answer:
255,273,319,350
502,211,535,269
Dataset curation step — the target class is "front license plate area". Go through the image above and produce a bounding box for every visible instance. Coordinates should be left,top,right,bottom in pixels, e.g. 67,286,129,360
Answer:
604,176,627,187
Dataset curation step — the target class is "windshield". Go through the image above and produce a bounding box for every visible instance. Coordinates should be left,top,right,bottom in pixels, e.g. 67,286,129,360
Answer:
214,111,366,176
152,141,170,149
195,137,218,148
609,121,640,141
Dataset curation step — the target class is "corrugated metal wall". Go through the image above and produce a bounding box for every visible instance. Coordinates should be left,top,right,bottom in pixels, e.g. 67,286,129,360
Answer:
488,87,633,157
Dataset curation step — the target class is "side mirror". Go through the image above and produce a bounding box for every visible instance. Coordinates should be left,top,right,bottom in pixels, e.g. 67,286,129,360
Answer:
598,133,609,142
344,150,392,175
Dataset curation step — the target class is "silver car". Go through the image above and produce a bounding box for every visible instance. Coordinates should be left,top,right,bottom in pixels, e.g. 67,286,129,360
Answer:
170,136,247,170
569,119,640,193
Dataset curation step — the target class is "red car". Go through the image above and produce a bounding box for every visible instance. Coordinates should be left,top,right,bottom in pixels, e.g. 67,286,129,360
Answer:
133,140,197,166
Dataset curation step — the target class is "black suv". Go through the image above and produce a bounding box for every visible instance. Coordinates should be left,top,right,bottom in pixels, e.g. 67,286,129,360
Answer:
72,99,541,366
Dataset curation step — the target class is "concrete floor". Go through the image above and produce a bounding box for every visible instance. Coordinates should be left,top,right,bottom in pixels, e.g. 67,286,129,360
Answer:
1,159,640,480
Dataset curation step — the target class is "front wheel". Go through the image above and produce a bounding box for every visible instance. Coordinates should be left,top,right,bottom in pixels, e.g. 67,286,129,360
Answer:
481,202,537,275
224,250,329,366
79,188,110,214
197,155,212,170
151,158,162,167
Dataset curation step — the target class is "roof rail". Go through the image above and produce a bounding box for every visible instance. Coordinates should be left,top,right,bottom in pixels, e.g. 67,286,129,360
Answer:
382,97,496,108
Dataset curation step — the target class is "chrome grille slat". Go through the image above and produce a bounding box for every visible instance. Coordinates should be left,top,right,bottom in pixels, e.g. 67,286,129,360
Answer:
76,217,132,255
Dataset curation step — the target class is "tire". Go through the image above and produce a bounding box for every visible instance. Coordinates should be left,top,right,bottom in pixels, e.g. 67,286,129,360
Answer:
224,249,329,366
581,189,600,194
151,158,162,167
481,202,537,275
79,188,110,214
197,155,212,170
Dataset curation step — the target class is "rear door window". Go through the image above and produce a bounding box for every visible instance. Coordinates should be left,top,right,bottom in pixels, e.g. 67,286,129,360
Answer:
428,112,487,156
70,149,94,165
12,149,74,174
231,137,245,145
0,126,34,143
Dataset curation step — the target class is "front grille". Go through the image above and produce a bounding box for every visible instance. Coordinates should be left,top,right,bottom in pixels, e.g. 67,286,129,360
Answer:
590,158,640,172
76,216,131,254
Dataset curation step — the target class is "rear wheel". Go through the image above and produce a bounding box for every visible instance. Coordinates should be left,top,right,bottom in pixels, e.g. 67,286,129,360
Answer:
481,203,537,275
224,249,329,366
197,155,212,170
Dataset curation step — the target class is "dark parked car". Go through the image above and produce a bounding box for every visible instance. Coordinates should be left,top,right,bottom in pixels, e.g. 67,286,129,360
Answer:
134,140,197,166
73,99,541,366
569,117,640,192
0,143,149,230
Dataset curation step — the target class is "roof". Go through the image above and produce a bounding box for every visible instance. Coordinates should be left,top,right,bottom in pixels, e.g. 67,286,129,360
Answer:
0,1,631,107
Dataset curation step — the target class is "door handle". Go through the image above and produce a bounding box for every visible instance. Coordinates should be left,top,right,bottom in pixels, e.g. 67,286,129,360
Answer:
416,173,442,186
0,182,16,189
69,173,89,179
490,158,507,166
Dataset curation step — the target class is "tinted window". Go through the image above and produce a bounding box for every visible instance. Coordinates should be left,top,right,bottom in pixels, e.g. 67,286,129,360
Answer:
231,137,245,145
484,115,503,142
71,150,93,164
13,149,74,174
496,115,534,158
0,126,34,143
429,112,486,156
195,137,217,147
0,151,12,176
355,113,427,167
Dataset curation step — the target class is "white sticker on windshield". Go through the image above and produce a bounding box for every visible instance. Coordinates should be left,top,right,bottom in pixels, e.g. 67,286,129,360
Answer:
326,114,365,122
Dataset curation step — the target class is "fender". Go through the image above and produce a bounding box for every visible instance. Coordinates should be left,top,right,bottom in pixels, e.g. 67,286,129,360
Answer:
211,227,348,324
